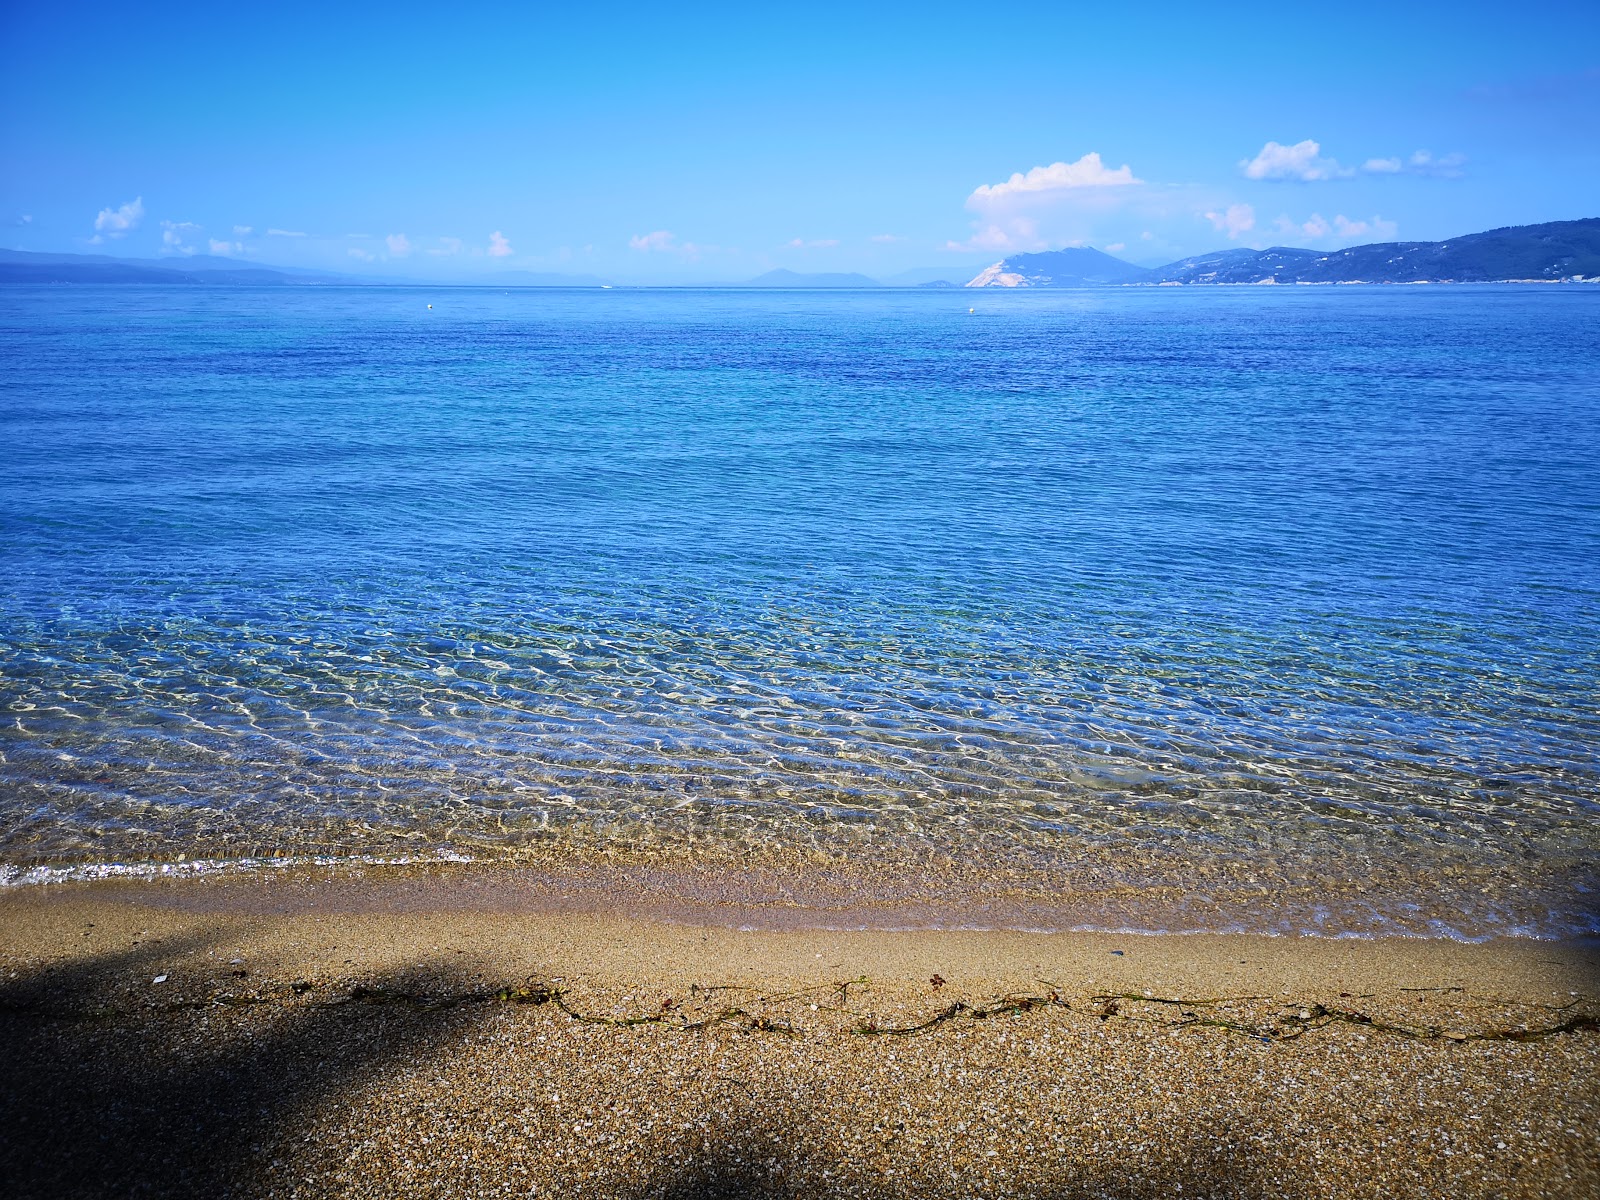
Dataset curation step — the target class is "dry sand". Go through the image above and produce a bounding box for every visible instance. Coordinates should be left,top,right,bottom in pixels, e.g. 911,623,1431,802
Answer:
2,863,1596,1199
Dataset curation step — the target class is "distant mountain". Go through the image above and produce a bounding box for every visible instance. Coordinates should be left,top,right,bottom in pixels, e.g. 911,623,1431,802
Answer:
965,219,1600,287
1150,219,1600,284
0,249,611,288
741,269,882,288
1147,246,1320,285
967,246,1152,287
880,265,991,287
0,249,370,286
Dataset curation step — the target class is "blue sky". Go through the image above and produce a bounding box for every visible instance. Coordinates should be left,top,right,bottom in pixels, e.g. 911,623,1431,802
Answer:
3,0,1597,282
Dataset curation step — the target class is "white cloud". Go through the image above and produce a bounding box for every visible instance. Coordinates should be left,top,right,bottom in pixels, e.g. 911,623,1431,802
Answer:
870,233,904,243
1333,214,1398,239
1407,150,1467,178
348,247,376,262
1140,230,1154,241
786,237,839,248
487,231,513,258
1203,203,1256,239
427,236,464,257
1274,212,1397,241
627,230,711,259
943,216,1044,254
208,239,243,256
17,214,33,225
386,233,412,257
159,220,201,255
266,228,306,237
1360,151,1465,179
969,153,1141,207
233,225,253,235
1240,140,1352,181
1104,242,1126,253
630,230,677,252
90,196,144,242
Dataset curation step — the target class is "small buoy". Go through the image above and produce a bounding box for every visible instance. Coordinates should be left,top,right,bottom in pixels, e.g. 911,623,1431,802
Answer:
968,307,974,313
427,304,433,310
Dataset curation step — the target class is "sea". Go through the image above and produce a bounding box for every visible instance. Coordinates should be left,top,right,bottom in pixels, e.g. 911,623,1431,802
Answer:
2,284,1596,938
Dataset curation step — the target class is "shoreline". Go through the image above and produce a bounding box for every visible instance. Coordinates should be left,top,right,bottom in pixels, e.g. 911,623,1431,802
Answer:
3,866,1597,1198
2,849,1594,942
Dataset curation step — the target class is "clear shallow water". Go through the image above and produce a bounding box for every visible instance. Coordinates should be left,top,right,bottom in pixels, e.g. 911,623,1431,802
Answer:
1,285,1597,934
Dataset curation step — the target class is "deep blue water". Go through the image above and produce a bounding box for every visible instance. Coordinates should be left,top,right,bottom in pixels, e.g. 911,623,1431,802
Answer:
1,285,1597,932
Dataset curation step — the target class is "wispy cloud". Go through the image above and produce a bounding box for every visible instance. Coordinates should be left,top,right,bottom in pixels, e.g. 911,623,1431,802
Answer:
1333,214,1397,239
385,233,412,257
1403,150,1467,178
16,214,34,226
159,219,201,255
427,236,464,257
870,233,905,244
628,230,711,259
348,247,376,262
266,228,306,237
209,238,243,256
969,153,1141,207
629,230,677,252
1244,140,1462,184
943,216,1045,254
1361,151,1465,178
1274,212,1398,241
1203,203,1256,238
786,237,839,248
90,196,144,243
1240,140,1353,181
487,231,513,258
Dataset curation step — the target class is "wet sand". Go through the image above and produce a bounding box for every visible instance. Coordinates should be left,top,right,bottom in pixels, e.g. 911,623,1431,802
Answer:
2,863,1597,1199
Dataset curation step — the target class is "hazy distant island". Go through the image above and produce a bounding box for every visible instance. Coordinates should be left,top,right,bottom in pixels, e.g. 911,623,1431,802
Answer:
3,218,1596,288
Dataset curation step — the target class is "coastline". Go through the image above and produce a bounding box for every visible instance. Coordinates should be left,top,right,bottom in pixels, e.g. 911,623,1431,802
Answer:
3,844,1593,942
3,865,1596,1198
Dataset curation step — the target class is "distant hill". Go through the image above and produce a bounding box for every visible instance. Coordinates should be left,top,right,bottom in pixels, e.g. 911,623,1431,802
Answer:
880,265,991,287
0,249,611,288
1150,220,1600,284
1147,246,1322,285
967,246,1152,287
0,249,389,286
0,249,342,285
741,269,882,288
965,219,1600,286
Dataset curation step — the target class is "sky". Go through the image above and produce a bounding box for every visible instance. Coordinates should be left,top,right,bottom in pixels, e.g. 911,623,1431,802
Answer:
2,0,1597,283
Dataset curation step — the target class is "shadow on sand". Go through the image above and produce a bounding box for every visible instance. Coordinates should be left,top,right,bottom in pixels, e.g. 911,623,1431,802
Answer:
2,941,1292,1200
626,1111,1292,1200
0,936,483,1200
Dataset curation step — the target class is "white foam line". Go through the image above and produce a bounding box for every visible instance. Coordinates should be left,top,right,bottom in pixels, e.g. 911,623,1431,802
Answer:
0,848,474,887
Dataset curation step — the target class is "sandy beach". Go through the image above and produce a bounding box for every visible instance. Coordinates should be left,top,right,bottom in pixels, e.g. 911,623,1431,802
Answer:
2,863,1596,1199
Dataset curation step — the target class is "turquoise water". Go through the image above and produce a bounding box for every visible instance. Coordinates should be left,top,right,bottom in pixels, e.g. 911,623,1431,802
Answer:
1,285,1597,934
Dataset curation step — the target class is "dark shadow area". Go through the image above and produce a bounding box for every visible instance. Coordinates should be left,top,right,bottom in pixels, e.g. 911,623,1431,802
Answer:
0,940,489,1200
627,1115,846,1200
2,944,1318,1200
625,1107,1294,1200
